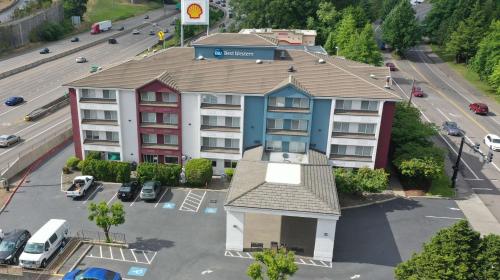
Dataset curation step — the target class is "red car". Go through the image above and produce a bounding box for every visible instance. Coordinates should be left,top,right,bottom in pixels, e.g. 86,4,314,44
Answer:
412,86,424,97
469,102,489,115
385,62,396,71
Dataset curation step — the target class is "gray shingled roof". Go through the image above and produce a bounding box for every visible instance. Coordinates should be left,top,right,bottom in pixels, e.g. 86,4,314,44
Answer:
192,33,278,46
224,147,340,215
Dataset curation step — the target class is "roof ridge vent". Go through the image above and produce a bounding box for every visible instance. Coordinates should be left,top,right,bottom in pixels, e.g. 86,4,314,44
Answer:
256,59,262,64
318,58,325,64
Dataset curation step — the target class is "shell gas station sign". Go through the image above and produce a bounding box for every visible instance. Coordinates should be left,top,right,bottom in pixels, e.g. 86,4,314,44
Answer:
181,0,209,25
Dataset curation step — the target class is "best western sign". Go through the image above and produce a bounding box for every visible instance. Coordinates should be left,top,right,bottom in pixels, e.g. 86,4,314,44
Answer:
214,48,255,58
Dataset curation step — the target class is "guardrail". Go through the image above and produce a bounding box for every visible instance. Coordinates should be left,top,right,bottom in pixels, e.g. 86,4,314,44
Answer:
25,93,69,121
77,230,126,244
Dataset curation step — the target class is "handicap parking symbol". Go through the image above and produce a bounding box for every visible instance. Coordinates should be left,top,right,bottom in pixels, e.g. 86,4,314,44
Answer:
204,207,217,214
128,266,147,277
163,202,176,209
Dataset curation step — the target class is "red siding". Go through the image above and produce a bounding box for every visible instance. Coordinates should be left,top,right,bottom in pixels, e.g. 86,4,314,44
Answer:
69,88,83,159
375,101,395,169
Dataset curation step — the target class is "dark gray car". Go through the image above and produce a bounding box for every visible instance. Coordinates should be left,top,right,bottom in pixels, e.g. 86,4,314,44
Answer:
0,134,20,147
442,121,461,136
140,181,161,201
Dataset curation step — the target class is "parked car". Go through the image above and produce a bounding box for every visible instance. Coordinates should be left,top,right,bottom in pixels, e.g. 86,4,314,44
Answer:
469,102,489,115
132,29,140,34
0,135,21,148
442,121,461,136
117,181,140,201
484,134,500,151
412,86,424,97
108,38,117,44
65,176,94,198
0,229,31,264
385,62,396,71
63,267,122,280
4,96,24,106
39,48,49,54
70,37,79,42
144,15,149,19
140,181,161,201
19,219,69,268
118,26,125,31
75,57,87,63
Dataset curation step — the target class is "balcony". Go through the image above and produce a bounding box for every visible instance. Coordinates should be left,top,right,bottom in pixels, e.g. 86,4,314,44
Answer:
334,109,378,116
200,146,239,154
329,154,373,162
200,125,240,133
267,106,310,113
266,129,308,136
80,98,116,104
83,139,119,146
142,143,179,150
140,122,178,129
139,101,178,107
200,103,241,110
82,119,118,126
331,132,376,140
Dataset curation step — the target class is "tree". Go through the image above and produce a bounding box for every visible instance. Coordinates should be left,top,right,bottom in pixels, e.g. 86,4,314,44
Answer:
343,23,382,66
381,0,399,20
394,221,495,280
391,103,437,149
470,20,500,81
247,249,298,280
63,0,88,18
381,0,421,55
185,158,213,187
489,63,500,94
334,13,357,55
334,167,389,194
395,157,443,182
88,201,125,243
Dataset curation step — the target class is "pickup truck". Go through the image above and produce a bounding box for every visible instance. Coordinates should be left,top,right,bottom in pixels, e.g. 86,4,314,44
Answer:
65,176,94,198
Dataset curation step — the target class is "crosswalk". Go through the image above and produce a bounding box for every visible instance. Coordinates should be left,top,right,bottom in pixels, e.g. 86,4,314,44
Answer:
224,250,332,268
179,190,206,212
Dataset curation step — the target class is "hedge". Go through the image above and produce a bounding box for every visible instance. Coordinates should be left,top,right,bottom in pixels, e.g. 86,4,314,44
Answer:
333,167,389,194
185,158,213,187
81,159,131,183
136,163,181,186
66,156,80,169
224,168,234,181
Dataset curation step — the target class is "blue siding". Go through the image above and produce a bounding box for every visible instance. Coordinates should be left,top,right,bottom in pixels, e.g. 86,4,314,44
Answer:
310,99,332,153
194,46,275,60
243,96,265,150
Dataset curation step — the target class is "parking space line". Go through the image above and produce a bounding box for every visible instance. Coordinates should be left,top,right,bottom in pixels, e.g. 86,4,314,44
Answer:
143,251,150,263
131,249,138,262
195,191,207,212
107,193,117,205
179,190,207,212
83,186,103,205
129,193,140,207
425,215,464,220
99,246,103,258
224,250,332,268
154,188,169,208
109,247,113,259
148,252,157,264
87,255,150,265
120,248,125,261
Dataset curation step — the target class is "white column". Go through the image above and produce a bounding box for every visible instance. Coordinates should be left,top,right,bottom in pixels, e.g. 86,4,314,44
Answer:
313,218,338,261
226,210,245,251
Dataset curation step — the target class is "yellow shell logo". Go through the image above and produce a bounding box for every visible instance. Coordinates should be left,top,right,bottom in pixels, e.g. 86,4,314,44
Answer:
187,3,203,19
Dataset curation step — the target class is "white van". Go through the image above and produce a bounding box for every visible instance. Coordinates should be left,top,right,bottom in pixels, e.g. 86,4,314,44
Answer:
19,219,69,268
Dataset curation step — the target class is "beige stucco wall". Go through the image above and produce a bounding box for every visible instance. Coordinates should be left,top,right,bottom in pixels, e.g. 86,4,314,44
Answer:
243,213,281,248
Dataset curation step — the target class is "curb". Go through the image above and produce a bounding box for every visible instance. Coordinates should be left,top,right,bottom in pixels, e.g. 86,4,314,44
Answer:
0,137,72,215
82,240,128,248
340,196,399,210
407,195,452,200
68,244,92,273
0,9,179,80
0,0,19,14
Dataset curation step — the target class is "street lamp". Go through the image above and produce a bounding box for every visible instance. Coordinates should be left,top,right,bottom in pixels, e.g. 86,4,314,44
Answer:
335,46,339,56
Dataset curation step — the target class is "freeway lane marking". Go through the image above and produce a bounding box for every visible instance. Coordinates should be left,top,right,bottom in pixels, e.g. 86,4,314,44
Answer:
436,108,451,121
472,188,493,191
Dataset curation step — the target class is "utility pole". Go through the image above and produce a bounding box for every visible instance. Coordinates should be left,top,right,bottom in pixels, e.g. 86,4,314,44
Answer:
181,24,184,47
408,78,415,106
451,136,465,188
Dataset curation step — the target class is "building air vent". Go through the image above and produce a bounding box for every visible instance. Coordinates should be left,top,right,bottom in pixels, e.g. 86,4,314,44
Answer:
287,65,295,72
256,59,262,64
318,58,325,64
370,74,376,79
197,55,205,60
280,50,286,59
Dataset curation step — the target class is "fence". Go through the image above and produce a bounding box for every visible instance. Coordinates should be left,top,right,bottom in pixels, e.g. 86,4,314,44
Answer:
77,230,127,244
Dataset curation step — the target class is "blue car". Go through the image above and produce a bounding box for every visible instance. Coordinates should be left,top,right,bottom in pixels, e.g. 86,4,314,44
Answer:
63,267,122,280
5,96,24,106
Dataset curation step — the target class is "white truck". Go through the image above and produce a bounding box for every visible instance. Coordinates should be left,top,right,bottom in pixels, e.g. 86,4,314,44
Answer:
90,20,112,34
65,176,94,198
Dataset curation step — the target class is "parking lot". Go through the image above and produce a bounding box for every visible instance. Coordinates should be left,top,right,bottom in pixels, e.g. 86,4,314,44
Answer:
0,144,466,280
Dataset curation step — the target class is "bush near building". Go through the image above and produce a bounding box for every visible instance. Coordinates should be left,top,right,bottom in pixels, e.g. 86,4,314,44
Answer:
81,159,131,183
185,159,213,187
66,156,81,169
136,162,181,186
224,168,234,181
333,167,389,194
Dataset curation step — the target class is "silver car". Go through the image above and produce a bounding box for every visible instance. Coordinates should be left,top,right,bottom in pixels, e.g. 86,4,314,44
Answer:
0,134,20,147
140,181,161,201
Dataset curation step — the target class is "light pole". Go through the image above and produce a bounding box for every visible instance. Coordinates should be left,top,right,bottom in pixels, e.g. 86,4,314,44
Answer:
335,46,339,56
408,78,415,106
451,136,465,188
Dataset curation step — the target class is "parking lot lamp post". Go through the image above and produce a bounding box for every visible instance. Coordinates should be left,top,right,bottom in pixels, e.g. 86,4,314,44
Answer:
451,136,465,188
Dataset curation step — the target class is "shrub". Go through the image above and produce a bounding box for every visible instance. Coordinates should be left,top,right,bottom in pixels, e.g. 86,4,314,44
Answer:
62,166,70,174
66,156,80,169
86,151,102,160
333,168,360,194
77,159,85,171
136,163,181,186
333,167,389,194
224,168,234,181
81,159,131,183
185,159,213,187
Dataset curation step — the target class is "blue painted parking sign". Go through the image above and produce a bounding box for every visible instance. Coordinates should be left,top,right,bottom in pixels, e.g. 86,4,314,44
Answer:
128,266,147,277
163,202,176,209
204,207,217,214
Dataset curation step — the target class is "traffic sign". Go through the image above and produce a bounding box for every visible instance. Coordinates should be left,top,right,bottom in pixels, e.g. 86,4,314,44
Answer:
157,31,165,40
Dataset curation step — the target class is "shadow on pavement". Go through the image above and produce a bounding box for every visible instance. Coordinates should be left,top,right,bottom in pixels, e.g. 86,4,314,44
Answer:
129,237,175,251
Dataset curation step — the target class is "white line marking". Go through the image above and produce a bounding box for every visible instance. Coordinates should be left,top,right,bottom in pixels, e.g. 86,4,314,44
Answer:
13,122,40,136
464,178,484,181
60,172,64,192
154,188,169,208
131,249,138,262
143,251,150,264
120,248,125,261
320,261,327,266
425,215,464,220
107,193,117,205
236,251,243,257
195,191,207,212
129,193,140,207
225,251,233,257
99,246,103,258
246,252,252,258
298,258,306,264
308,259,316,265
83,186,102,204
86,255,149,265
109,247,113,259
436,108,450,121
148,251,157,264
472,187,493,191
448,207,461,211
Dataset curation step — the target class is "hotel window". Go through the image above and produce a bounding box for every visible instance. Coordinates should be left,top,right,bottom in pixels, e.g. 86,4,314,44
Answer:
291,98,309,108
143,154,158,163
335,100,352,110
202,116,217,126
165,156,178,164
162,92,177,103
268,97,285,107
105,132,119,142
164,134,178,145
85,130,100,140
331,145,347,155
104,111,117,120
289,141,306,153
290,119,307,131
140,91,156,102
358,123,376,134
360,101,378,111
333,122,350,132
225,117,240,128
82,110,97,120
267,119,284,129
102,90,116,100
81,89,96,98
202,137,217,147
225,95,241,105
224,160,237,168
141,112,156,123
163,113,178,125
224,139,239,149
201,94,217,104
355,146,373,157
142,134,157,144
266,140,282,151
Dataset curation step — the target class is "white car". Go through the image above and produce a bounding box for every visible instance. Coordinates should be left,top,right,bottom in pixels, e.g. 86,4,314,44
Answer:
484,134,500,151
75,57,87,63
132,29,140,34
0,134,20,147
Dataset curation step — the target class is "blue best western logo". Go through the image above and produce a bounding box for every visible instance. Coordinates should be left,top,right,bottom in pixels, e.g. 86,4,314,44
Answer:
214,48,224,58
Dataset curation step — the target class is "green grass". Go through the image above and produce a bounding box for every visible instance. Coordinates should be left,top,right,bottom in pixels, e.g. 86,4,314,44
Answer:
427,171,455,197
85,0,162,23
430,44,500,104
